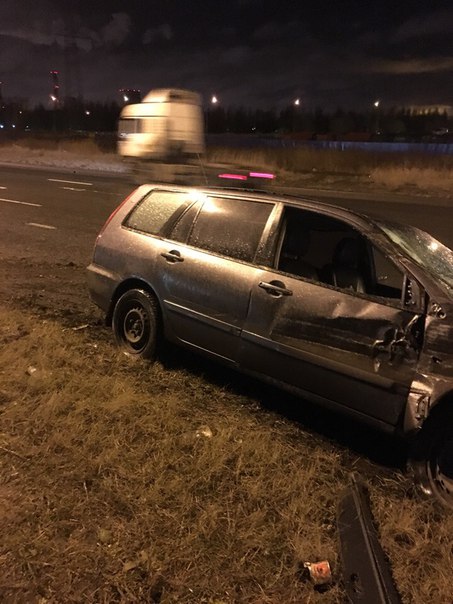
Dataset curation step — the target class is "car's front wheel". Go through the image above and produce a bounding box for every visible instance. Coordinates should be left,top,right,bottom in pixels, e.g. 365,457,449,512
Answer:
410,411,453,510
112,288,159,361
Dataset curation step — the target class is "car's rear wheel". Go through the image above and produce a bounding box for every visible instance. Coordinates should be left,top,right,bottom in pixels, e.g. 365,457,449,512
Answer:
410,411,453,510
112,288,158,361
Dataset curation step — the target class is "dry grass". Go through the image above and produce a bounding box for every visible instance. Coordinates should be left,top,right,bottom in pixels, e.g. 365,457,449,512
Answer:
0,139,119,170
207,146,453,194
370,166,453,193
0,137,102,154
0,136,452,195
1,306,453,603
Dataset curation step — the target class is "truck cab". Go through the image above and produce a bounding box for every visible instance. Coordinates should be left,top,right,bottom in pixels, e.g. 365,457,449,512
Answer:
118,88,205,162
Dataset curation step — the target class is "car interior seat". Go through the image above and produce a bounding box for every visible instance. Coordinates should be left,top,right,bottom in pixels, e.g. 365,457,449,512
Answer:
279,226,319,280
323,237,366,293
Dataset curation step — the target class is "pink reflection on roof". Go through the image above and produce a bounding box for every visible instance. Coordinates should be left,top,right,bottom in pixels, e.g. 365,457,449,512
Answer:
249,172,275,179
217,173,248,180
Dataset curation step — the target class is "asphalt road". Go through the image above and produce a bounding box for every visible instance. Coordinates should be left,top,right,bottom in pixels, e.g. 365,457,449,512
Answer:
0,163,452,323
0,165,131,268
0,165,451,269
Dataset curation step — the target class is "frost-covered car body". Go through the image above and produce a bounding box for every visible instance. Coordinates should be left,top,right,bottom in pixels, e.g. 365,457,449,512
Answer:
87,184,453,507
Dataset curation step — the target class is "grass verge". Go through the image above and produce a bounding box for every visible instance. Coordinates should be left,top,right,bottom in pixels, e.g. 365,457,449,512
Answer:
1,306,453,603
206,146,453,195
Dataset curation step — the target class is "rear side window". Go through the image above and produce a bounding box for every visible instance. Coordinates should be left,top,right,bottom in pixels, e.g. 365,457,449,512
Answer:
188,196,273,262
124,190,189,235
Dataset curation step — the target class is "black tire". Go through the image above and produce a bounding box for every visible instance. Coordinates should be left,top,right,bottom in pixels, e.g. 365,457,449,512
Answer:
426,425,453,509
410,411,453,510
112,288,159,361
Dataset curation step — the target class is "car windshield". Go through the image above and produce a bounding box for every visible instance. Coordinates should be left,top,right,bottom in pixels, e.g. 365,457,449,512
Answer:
379,222,453,292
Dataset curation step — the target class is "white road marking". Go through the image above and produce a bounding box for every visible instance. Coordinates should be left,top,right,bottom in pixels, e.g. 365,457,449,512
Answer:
26,222,56,230
61,186,87,191
0,186,7,189
48,178,93,186
0,197,41,207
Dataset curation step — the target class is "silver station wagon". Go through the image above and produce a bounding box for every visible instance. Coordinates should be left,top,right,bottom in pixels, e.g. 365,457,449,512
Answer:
87,184,453,508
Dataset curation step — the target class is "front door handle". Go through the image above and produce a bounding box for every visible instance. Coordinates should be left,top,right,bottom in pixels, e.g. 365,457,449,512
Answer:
161,250,184,263
259,280,293,297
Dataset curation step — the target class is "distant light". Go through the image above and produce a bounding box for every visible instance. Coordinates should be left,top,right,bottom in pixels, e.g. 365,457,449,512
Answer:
12,124,15,128
294,98,300,106
211,95,218,104
123,95,129,102
218,173,247,181
50,95,57,102
249,172,275,180
374,100,380,107
0,124,4,129
85,110,91,116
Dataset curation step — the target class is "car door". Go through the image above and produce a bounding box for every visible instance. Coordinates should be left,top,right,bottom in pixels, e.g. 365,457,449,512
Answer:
156,193,276,364
238,205,424,428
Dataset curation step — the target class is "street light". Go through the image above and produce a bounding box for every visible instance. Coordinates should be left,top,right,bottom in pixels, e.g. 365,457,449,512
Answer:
207,95,220,134
373,100,381,134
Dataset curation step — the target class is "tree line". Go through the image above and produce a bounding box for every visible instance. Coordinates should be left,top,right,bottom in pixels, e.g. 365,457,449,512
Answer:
0,98,451,141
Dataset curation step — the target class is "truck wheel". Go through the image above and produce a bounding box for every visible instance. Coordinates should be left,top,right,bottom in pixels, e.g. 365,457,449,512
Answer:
112,289,159,361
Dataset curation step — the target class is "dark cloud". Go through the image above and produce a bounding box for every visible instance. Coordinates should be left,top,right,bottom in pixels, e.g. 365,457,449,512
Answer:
142,24,173,44
100,13,131,47
0,0,451,110
393,8,453,42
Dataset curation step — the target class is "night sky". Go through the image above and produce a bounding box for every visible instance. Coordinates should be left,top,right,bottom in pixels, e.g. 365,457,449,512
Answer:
1,0,452,110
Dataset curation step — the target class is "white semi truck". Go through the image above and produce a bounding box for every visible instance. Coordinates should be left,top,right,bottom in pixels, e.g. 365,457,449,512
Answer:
118,88,207,184
117,88,275,187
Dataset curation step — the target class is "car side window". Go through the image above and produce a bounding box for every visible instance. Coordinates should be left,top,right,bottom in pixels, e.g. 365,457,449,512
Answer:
188,196,273,262
123,190,191,235
277,207,405,303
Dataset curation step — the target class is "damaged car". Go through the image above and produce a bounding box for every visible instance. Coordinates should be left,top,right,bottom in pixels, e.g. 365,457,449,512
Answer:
87,184,453,508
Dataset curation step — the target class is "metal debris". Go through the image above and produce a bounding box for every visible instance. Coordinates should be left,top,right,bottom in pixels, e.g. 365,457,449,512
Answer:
337,474,401,604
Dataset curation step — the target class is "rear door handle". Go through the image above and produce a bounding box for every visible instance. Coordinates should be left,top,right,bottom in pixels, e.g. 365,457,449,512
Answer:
161,250,184,263
259,280,293,297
